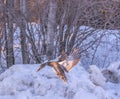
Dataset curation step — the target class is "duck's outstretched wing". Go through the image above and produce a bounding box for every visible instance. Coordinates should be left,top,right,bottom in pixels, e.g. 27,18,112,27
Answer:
37,63,47,71
58,48,81,72
37,61,67,82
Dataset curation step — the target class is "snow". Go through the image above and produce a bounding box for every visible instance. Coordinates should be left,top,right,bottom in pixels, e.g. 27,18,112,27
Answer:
0,62,120,99
107,62,120,75
88,65,106,87
102,62,120,83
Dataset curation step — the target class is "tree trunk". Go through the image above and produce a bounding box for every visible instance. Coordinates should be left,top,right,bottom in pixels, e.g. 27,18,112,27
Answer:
20,0,29,64
46,0,57,60
0,1,3,66
0,28,2,66
5,0,14,68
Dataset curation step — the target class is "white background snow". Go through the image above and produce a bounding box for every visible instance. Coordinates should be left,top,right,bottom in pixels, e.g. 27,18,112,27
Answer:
0,62,120,99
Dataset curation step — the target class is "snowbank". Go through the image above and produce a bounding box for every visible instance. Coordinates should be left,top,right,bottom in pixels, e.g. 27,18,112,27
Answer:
102,62,120,83
0,62,120,99
88,65,106,87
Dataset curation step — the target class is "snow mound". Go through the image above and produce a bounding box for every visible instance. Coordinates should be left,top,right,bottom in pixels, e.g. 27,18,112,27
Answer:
88,65,106,87
0,63,120,99
102,62,120,83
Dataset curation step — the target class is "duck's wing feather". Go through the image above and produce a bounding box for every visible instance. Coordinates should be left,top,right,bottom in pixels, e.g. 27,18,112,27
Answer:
58,48,81,72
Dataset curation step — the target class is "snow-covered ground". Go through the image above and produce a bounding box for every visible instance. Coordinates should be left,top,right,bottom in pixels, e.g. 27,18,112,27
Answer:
0,62,120,99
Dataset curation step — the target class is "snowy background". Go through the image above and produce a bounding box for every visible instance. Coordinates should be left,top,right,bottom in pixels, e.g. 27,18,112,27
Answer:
0,61,120,99
1,25,120,69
